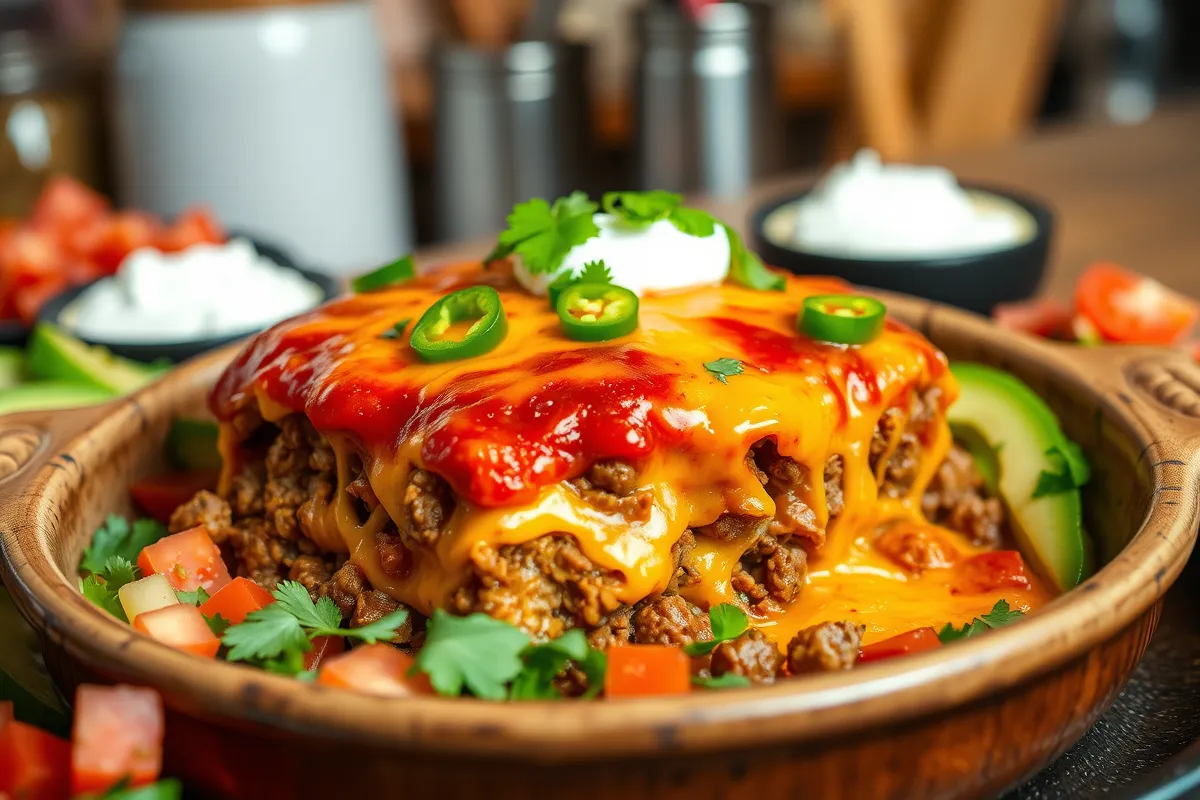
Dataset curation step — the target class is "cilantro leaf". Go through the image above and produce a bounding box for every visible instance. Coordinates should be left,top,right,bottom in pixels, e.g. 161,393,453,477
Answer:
602,190,682,226
175,586,210,607
206,613,230,638
577,260,613,285
937,600,1026,643
703,358,745,385
222,605,310,662
380,318,412,340
345,607,411,645
487,192,600,274
692,673,752,689
80,574,127,622
723,224,785,292
667,206,717,237
509,628,592,700
272,581,343,632
80,516,167,576
95,778,183,800
97,556,138,595
413,610,530,700
979,599,1025,628
1032,441,1091,499
577,647,608,699
684,603,749,656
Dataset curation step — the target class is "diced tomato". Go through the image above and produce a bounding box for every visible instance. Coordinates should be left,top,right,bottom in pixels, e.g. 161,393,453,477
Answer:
304,635,346,671
71,685,163,795
70,212,161,275
133,603,222,658
13,275,67,326
129,470,219,525
156,207,225,253
28,176,108,234
0,720,71,799
992,298,1074,340
1075,262,1200,345
138,526,232,593
199,577,275,625
604,645,691,698
953,551,1030,595
318,644,432,696
858,627,943,664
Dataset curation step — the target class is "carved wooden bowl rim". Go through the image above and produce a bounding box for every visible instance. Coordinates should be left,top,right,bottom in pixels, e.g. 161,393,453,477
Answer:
2,293,1199,762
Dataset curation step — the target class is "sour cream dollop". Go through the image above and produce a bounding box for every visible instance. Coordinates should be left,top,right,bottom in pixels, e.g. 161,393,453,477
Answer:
514,213,731,297
790,150,1032,259
67,238,324,344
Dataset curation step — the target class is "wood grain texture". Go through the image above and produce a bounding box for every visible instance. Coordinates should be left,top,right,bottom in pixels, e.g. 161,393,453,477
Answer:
1,296,1199,799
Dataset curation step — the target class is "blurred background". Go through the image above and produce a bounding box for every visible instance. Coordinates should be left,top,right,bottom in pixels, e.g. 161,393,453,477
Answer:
0,0,1198,273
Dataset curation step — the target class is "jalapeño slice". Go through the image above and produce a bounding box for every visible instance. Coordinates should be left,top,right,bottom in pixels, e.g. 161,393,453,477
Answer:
799,294,886,345
556,283,639,342
351,255,415,293
410,286,508,362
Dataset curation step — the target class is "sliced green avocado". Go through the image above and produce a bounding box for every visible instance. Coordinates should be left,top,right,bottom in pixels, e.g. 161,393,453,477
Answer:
948,362,1089,592
0,382,116,415
27,322,163,394
0,346,28,390
166,416,221,471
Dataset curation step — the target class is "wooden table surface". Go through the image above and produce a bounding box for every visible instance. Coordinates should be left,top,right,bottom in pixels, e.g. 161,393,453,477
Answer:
421,101,1200,303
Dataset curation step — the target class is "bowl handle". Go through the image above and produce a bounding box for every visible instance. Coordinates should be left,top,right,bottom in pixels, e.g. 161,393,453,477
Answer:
1049,343,1200,443
0,403,122,544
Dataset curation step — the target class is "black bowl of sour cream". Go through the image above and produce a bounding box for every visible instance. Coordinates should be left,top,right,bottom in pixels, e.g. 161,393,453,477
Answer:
37,237,341,364
750,155,1053,316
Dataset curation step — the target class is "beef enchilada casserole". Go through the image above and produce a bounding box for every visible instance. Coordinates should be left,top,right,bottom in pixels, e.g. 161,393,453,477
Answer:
79,191,1089,697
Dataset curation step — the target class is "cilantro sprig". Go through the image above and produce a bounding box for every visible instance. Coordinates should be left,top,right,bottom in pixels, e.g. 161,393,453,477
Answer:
486,192,600,275
547,259,613,304
80,515,167,576
703,358,745,385
602,191,718,237
1032,441,1091,499
692,673,752,690
684,603,749,657
222,581,410,669
723,224,785,292
79,555,140,622
937,599,1026,643
413,610,608,700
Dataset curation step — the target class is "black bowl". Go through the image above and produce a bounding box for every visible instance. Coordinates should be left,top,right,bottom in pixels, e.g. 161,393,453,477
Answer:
750,184,1054,316
37,237,341,364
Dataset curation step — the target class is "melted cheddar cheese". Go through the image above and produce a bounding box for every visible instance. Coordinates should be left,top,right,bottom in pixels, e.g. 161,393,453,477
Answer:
210,264,1052,643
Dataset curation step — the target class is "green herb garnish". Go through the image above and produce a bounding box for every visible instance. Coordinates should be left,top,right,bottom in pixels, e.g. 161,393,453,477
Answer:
723,224,785,292
222,581,409,666
413,610,530,700
485,192,600,275
937,599,1026,643
702,358,746,386
79,556,140,622
601,191,718,238
508,628,608,700
692,673,752,689
684,603,749,657
175,586,210,607
94,778,183,800
80,516,167,576
1032,441,1091,499
380,318,412,340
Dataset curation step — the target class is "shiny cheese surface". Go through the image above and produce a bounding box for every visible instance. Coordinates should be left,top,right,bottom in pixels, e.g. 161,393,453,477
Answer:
211,263,1052,642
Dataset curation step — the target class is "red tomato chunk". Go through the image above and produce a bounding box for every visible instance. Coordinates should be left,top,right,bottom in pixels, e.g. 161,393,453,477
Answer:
200,577,275,625
304,635,346,672
71,685,164,795
138,526,231,593
134,604,221,658
953,551,1030,595
0,716,71,800
129,471,218,525
858,627,943,664
318,644,431,697
604,645,691,698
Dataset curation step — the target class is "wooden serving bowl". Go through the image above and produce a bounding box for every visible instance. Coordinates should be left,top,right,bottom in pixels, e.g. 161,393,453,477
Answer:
2,293,1199,800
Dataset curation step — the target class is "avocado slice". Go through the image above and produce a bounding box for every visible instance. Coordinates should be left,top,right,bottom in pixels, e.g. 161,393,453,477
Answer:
0,346,28,390
0,382,116,415
166,417,222,471
27,322,163,394
948,362,1089,592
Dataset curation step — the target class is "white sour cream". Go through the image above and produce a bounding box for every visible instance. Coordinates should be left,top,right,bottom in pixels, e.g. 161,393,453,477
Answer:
514,213,731,296
789,150,1032,259
66,238,324,344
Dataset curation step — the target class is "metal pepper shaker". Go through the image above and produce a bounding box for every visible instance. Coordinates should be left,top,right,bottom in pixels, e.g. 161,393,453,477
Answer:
633,0,778,197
